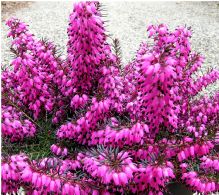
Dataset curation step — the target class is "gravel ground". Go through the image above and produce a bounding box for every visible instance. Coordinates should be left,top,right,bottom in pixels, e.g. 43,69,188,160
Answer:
1,1,32,21
1,1,219,95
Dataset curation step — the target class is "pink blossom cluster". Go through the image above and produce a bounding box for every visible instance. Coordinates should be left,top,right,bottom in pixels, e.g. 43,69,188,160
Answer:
124,24,194,133
50,144,68,157
62,1,116,96
128,137,180,161
98,66,125,113
88,122,149,147
182,93,219,138
129,145,159,161
4,17,63,119
1,1,219,194
70,94,89,109
2,154,89,194
2,154,29,193
56,98,111,140
189,93,219,123
82,150,137,187
133,162,175,194
191,70,219,96
124,24,219,137
177,141,214,162
2,105,36,141
34,157,81,175
182,171,218,193
200,156,219,172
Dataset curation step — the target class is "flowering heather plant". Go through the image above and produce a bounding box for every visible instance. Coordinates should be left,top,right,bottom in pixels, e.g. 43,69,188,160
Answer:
1,1,219,194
